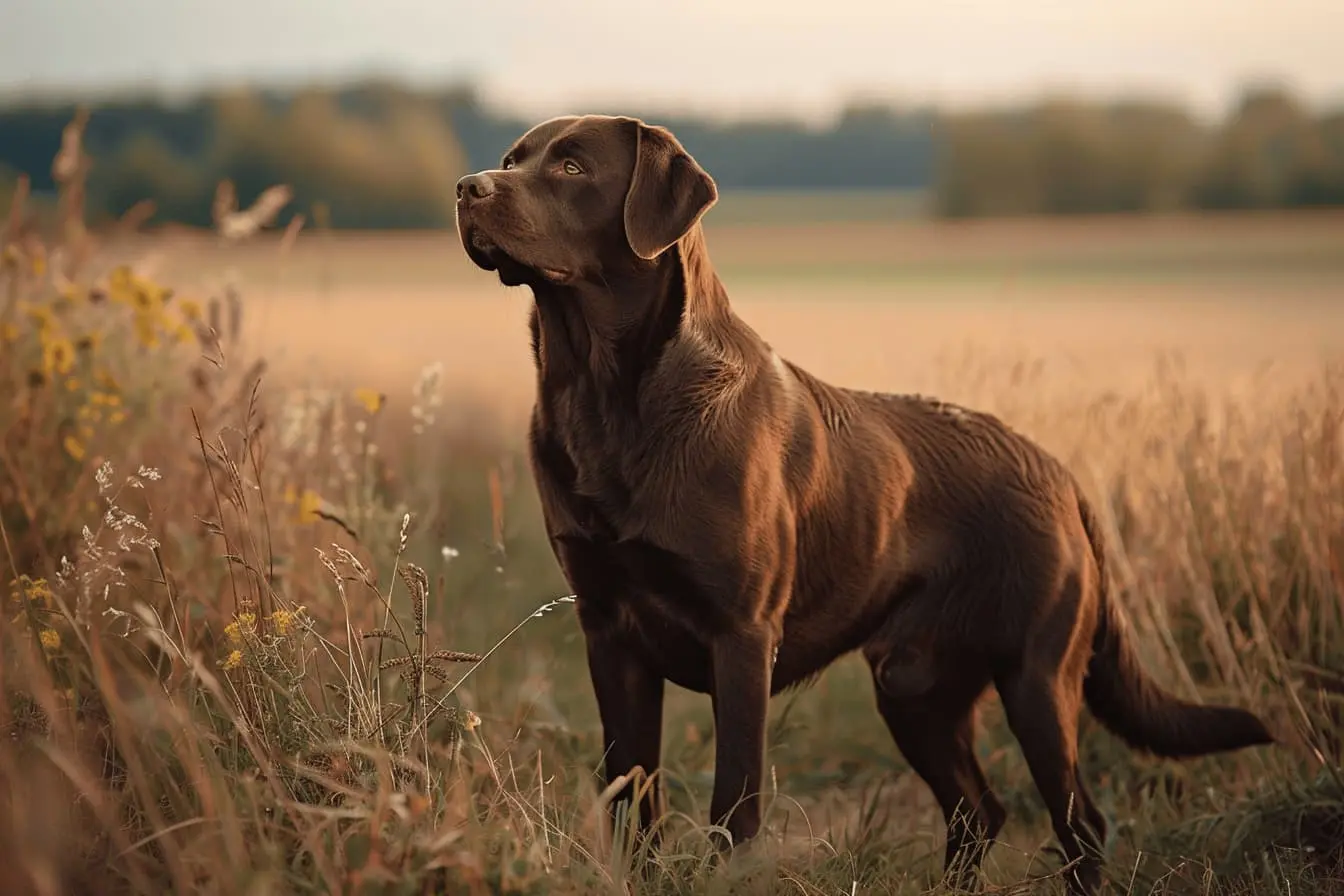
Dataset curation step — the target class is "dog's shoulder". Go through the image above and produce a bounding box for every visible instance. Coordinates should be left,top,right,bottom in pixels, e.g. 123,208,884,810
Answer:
771,355,865,434
644,320,775,432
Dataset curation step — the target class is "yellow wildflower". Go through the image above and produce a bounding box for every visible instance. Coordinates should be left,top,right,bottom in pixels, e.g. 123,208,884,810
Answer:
39,629,61,651
133,312,160,349
178,299,203,321
42,335,76,377
353,388,385,415
223,649,243,671
224,612,257,644
297,489,323,525
270,609,296,635
133,287,160,313
130,274,170,312
107,266,134,304
109,409,127,426
30,253,46,278
9,577,52,606
24,302,56,334
63,435,86,461
1,322,17,343
65,377,81,393
171,322,195,344
75,330,103,354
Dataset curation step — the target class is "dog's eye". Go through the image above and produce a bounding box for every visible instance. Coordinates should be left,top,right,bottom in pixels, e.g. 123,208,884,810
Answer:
562,160,584,176
501,156,516,170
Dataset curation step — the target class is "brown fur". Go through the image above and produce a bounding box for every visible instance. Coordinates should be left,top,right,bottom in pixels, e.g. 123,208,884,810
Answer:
453,114,1275,895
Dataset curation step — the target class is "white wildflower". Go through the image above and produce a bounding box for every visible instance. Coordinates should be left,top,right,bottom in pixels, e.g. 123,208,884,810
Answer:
95,461,114,494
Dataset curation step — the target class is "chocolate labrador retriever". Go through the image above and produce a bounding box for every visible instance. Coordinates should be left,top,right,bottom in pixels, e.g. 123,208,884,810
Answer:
453,114,1274,894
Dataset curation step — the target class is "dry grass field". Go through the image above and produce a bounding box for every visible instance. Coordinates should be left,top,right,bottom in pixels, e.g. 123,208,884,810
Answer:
134,207,1344,436
3,171,1344,895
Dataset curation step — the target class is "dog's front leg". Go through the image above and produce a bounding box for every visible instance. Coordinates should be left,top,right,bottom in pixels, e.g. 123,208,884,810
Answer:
583,628,666,840
709,625,775,847
556,534,667,843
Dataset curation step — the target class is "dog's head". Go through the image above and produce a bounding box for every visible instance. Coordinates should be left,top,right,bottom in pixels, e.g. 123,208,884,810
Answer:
454,115,718,288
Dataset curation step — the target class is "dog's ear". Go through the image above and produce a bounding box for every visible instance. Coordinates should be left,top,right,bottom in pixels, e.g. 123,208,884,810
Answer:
622,120,718,260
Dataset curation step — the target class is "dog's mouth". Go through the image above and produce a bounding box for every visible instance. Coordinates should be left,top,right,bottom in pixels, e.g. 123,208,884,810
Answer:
538,266,575,284
460,224,574,286
462,226,501,272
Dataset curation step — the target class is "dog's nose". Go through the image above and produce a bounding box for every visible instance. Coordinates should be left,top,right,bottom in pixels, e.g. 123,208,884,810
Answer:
456,173,496,202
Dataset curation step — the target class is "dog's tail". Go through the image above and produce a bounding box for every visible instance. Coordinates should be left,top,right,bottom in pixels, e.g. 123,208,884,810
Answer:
1077,492,1274,758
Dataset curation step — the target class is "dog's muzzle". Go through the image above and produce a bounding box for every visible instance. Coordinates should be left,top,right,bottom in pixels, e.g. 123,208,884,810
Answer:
456,172,497,204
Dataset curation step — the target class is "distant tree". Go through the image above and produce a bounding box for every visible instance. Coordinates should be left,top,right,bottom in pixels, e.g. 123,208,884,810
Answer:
200,87,469,228
1103,102,1204,212
1191,86,1342,209
934,110,1043,217
934,97,1206,218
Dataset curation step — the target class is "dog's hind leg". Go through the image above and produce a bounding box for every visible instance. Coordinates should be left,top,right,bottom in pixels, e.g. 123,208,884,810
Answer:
865,646,1005,891
995,571,1109,896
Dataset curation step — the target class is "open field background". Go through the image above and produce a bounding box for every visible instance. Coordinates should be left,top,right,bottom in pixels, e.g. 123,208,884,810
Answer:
130,205,1344,439
4,174,1344,895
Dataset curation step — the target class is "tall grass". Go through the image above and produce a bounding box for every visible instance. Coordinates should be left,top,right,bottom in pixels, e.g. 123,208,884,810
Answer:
1,116,1342,895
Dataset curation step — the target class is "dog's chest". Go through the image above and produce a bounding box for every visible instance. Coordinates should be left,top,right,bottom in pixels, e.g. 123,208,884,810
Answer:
563,419,632,495
534,396,673,538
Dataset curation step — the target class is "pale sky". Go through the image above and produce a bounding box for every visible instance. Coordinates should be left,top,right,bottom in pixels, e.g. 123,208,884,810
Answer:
4,0,1341,123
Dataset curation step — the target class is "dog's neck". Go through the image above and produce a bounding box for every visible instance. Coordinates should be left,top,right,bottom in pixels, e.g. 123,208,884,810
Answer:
527,224,733,406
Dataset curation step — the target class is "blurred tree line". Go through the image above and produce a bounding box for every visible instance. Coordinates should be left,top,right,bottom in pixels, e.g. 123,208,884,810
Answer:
0,80,1339,228
935,87,1344,216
